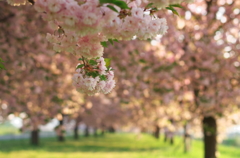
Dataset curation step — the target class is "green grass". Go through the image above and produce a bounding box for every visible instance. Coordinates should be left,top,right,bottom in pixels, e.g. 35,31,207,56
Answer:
0,123,20,135
0,133,240,158
222,137,240,147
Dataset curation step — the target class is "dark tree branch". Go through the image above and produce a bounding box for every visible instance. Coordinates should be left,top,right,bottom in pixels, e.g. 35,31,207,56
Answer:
206,0,213,14
28,0,34,5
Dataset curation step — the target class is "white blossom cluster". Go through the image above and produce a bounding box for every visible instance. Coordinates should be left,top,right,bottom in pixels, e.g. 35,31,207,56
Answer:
72,57,115,95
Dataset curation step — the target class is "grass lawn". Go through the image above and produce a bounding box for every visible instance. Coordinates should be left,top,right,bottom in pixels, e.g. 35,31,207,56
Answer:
0,133,240,158
0,122,20,135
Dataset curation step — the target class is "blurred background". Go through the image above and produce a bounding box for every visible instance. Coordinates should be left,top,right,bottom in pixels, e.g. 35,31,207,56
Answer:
0,0,240,158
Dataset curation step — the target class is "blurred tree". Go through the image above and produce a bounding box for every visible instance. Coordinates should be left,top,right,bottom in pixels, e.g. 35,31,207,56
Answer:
0,2,80,145
160,0,240,157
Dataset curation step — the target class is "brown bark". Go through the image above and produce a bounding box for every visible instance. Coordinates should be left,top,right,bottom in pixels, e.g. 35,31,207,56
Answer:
30,129,39,145
74,125,79,140
84,125,89,137
73,117,81,140
153,125,160,139
58,119,65,142
203,116,217,158
101,129,105,136
169,133,174,145
164,130,168,142
108,126,115,133
94,128,98,137
183,123,191,153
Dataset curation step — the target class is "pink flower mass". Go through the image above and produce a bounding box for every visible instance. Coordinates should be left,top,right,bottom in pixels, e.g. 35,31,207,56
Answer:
72,57,116,95
1,1,240,156
5,0,189,95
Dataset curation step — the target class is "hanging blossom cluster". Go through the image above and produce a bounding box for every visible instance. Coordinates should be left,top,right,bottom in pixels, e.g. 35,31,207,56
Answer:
72,57,115,95
33,0,170,57
6,0,193,95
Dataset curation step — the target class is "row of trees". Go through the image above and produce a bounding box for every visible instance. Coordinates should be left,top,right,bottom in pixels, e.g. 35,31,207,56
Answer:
1,0,240,158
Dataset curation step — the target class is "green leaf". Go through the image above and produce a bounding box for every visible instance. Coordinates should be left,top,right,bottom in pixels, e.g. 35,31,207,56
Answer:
101,41,108,47
171,9,179,16
104,58,111,68
99,75,107,81
0,64,6,70
166,6,179,16
101,39,118,48
107,5,119,13
134,50,139,55
147,38,152,42
166,6,173,10
45,76,50,81
139,59,146,63
170,4,183,8
51,96,64,104
153,88,173,93
78,58,83,61
145,3,153,10
154,62,178,72
113,0,129,9
76,64,84,69
120,100,129,104
6,72,11,76
200,97,209,103
0,58,6,70
57,27,65,34
89,60,98,66
99,0,129,9
108,38,118,45
107,67,114,71
99,0,114,4
143,66,150,70
44,118,50,123
108,39,114,45
151,7,158,11
87,71,99,78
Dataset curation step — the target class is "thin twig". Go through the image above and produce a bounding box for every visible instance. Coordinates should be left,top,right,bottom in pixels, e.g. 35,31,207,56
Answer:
82,56,86,66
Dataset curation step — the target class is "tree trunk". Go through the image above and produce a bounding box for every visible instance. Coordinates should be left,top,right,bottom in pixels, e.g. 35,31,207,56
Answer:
184,123,191,153
101,129,105,136
94,128,98,137
141,127,147,133
84,126,89,137
164,131,168,142
108,126,115,133
30,129,39,145
169,132,174,145
73,116,82,140
58,119,64,142
203,116,217,158
153,125,160,139
74,125,79,140
169,119,174,145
